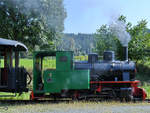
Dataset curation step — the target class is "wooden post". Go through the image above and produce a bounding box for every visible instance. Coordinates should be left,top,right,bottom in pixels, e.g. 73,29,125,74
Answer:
4,48,13,68
4,49,7,68
9,49,13,68
15,51,19,68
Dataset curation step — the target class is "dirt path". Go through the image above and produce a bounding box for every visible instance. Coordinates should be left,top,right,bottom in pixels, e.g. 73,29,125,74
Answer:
1,101,150,113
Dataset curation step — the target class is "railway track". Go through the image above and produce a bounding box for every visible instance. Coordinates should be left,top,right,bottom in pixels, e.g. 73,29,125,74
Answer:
0,98,149,104
0,100,71,104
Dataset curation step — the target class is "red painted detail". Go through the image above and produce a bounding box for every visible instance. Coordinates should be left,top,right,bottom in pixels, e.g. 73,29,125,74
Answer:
90,81,147,100
74,91,79,98
131,83,138,96
90,81,140,84
73,91,80,99
142,88,147,100
30,90,35,100
90,81,140,93
131,83,147,100
96,84,101,92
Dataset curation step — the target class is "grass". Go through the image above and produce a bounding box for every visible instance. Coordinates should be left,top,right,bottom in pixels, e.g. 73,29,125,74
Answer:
0,92,30,100
74,56,88,61
136,63,150,99
20,59,33,69
141,84,150,98
0,59,33,70
0,56,88,69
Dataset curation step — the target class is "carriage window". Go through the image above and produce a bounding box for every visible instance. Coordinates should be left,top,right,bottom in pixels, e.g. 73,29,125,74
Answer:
35,58,41,71
59,56,68,62
43,56,56,70
0,56,4,68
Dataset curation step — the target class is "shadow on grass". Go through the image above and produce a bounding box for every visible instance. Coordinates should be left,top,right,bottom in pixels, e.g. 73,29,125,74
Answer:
136,63,150,82
136,63,150,99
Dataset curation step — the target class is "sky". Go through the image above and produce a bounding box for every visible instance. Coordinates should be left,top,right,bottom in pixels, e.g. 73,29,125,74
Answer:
63,0,150,33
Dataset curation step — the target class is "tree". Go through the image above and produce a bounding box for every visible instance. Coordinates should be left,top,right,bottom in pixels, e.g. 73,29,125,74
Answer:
116,17,150,61
0,0,66,51
128,20,150,62
95,15,150,62
95,25,119,56
58,33,96,55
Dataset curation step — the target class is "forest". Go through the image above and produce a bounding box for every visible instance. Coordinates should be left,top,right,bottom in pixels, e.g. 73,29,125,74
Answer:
58,33,96,55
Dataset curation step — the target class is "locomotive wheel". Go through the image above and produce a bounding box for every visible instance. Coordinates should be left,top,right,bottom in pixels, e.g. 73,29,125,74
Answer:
119,95,133,102
72,96,79,101
125,96,133,102
72,91,80,100
120,97,123,102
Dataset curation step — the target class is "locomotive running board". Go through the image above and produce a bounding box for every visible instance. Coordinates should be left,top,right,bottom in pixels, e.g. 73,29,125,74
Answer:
90,81,140,84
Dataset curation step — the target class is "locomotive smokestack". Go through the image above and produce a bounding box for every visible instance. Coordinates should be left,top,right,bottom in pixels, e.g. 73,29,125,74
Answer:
110,18,131,61
123,46,128,61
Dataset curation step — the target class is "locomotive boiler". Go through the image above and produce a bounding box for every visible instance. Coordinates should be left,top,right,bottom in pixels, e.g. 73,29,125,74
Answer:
75,51,136,82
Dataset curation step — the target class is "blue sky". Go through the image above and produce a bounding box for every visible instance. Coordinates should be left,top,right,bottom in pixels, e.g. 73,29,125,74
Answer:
64,0,150,33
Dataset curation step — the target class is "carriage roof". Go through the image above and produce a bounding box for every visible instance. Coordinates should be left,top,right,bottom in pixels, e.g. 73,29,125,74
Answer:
0,38,28,51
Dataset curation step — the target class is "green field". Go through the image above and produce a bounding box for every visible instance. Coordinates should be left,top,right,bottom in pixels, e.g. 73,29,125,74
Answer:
0,59,33,69
0,56,88,69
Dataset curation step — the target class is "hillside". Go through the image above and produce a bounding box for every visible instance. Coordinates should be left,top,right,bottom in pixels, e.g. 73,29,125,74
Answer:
58,33,96,55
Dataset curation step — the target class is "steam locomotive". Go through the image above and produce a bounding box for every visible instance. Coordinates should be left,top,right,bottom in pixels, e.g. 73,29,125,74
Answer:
0,38,147,101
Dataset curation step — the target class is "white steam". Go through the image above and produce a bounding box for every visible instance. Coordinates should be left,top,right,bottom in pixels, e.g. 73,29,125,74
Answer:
12,0,40,10
11,0,66,32
110,19,131,47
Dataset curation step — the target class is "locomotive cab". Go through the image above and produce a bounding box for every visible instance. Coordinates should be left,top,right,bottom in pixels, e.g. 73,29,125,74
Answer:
32,51,90,99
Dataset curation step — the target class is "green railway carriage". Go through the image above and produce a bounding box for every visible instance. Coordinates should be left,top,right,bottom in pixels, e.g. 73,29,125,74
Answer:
31,51,90,99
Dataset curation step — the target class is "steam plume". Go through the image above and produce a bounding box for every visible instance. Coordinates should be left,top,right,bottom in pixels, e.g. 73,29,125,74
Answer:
11,0,66,32
110,19,131,47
